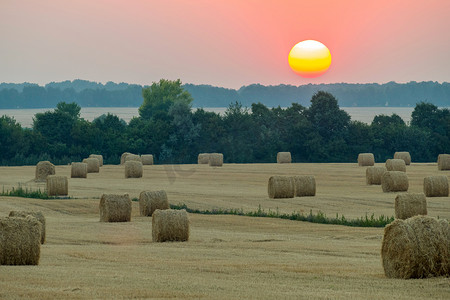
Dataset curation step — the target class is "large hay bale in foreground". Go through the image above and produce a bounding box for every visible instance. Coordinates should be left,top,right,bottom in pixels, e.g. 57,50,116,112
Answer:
209,153,223,167
381,171,408,192
437,154,450,171
120,152,132,165
268,176,295,199
277,152,292,164
423,175,449,197
9,211,46,244
366,166,387,185
71,162,87,178
124,154,142,163
82,158,100,173
0,216,41,265
198,153,210,164
395,193,427,220
125,161,143,178
89,154,103,166
35,161,55,181
394,151,411,165
385,159,406,172
99,194,131,222
139,190,169,216
152,209,189,242
46,175,68,196
141,154,154,165
358,153,375,166
381,216,449,279
293,175,316,197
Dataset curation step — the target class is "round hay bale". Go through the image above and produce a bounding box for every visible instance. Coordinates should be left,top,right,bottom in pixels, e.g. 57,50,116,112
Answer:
423,175,449,197
381,171,409,192
381,216,449,278
120,152,132,165
125,161,143,178
198,153,210,164
35,161,55,181
89,154,103,166
9,211,46,244
394,151,411,165
139,190,169,216
71,162,87,178
0,216,41,265
152,209,189,242
268,176,295,199
99,194,131,222
366,166,387,185
358,153,375,166
124,154,142,163
385,159,406,172
82,158,100,173
209,153,223,167
293,175,316,197
277,152,292,164
395,193,427,220
437,154,450,171
46,175,68,196
141,154,154,165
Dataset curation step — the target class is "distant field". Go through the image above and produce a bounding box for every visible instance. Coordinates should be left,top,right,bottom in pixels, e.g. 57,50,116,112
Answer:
0,163,448,299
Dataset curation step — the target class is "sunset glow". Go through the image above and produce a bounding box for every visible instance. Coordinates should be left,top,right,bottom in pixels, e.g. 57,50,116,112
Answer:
288,40,332,78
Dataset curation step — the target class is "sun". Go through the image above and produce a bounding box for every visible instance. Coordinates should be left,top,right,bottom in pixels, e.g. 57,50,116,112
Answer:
288,40,332,78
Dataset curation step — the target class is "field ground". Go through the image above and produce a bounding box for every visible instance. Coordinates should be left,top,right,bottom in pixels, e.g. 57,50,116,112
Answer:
0,163,449,299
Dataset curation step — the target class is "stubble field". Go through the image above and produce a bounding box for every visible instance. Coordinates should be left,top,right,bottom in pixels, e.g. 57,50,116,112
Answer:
0,162,449,299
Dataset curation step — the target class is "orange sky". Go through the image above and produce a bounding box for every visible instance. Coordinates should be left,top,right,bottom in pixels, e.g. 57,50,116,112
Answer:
1,0,449,88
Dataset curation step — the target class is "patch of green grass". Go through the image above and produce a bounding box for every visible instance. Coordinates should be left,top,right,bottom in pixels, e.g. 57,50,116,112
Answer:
170,203,394,228
1,185,51,199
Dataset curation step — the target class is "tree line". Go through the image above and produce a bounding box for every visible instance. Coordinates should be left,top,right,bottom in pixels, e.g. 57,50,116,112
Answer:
0,79,448,166
1,79,449,109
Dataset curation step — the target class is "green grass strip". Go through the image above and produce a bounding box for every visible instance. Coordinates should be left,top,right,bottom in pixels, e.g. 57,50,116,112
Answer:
170,203,394,228
1,186,51,199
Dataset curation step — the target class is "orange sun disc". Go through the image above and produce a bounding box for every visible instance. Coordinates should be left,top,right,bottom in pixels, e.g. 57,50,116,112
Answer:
288,40,332,78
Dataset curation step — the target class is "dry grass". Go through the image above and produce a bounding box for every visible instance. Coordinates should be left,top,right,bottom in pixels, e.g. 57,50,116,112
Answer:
88,154,103,167
277,152,291,164
293,175,316,196
124,161,143,178
99,194,131,222
366,166,386,185
438,154,450,170
386,159,406,172
46,175,68,196
268,176,295,198
71,162,87,178
209,153,223,167
9,210,46,244
198,153,210,164
395,193,427,220
152,209,189,242
424,175,449,197
35,161,55,181
394,152,411,165
141,154,154,165
82,158,100,173
381,171,409,192
0,163,449,298
139,190,169,216
358,153,374,166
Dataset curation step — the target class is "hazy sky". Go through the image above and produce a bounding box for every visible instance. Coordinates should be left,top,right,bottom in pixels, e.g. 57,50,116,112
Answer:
1,0,449,89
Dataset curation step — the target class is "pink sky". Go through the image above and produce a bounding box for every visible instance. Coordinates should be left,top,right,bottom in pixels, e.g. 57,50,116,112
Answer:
1,0,449,89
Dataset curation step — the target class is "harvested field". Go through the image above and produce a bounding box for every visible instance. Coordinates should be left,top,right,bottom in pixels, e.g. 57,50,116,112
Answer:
0,163,448,298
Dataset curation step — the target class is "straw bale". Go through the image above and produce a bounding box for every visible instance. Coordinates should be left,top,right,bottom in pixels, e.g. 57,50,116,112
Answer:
423,175,449,197
125,161,143,178
381,216,449,278
99,194,131,222
9,211,46,244
139,190,169,216
395,193,427,220
46,175,68,196
438,154,450,170
381,171,408,192
277,152,292,164
35,161,55,181
82,158,100,173
198,153,210,164
0,216,41,265
385,159,406,172
152,209,189,242
141,154,154,165
209,153,223,167
125,154,142,163
71,162,87,178
268,176,295,198
366,166,387,185
293,175,316,197
358,153,375,166
120,152,132,164
89,154,103,166
394,151,411,165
